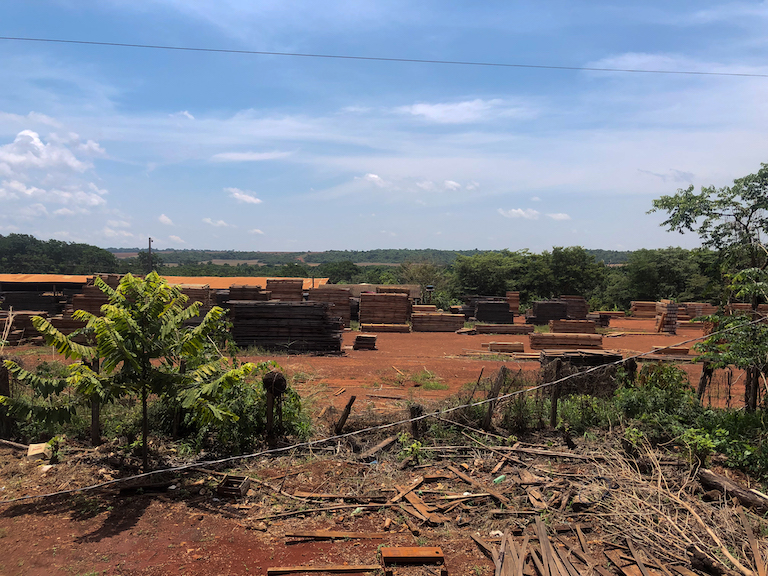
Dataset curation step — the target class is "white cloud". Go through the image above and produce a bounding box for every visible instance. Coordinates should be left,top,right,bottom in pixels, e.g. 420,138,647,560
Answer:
168,235,186,243
249,228,265,235
359,173,388,187
159,213,174,225
396,99,530,124
443,180,461,191
225,187,262,204
416,180,435,191
0,111,61,128
530,196,541,202
0,130,91,174
466,181,480,191
547,213,572,221
102,226,134,238
202,217,232,227
211,150,292,162
497,208,540,220
107,219,130,228
170,110,195,120
53,208,76,216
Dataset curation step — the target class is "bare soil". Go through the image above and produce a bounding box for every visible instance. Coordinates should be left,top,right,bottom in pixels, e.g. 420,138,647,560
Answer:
0,316,752,575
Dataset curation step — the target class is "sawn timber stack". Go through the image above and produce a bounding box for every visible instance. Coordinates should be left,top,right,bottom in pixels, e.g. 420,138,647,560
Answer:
228,301,342,353
411,312,465,332
307,287,351,328
529,332,603,350
359,293,410,325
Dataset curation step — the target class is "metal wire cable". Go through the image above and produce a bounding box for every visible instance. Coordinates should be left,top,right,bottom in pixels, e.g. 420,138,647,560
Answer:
0,313,764,505
1,36,767,79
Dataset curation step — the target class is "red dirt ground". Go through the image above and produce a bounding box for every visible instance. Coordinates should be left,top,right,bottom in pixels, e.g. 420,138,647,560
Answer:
0,315,743,575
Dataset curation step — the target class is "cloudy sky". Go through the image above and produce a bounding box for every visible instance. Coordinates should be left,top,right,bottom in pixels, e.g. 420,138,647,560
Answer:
2,1,768,251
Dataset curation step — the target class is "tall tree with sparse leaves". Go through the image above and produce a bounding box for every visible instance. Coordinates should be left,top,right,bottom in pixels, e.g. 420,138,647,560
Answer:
650,163,768,410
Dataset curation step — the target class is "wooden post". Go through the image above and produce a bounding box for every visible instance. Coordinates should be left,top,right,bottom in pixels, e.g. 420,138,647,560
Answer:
335,396,356,435
266,390,276,448
0,359,12,438
409,404,424,440
482,366,507,431
550,359,562,429
697,361,713,401
89,357,101,446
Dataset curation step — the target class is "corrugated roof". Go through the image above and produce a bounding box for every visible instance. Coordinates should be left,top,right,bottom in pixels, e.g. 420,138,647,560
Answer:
0,274,90,284
161,276,328,290
0,274,328,291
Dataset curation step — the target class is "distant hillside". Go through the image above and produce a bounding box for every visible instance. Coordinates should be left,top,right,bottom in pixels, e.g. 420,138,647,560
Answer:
108,248,634,266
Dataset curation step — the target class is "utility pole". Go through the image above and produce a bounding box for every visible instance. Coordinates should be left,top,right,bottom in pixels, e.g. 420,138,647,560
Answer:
148,237,153,273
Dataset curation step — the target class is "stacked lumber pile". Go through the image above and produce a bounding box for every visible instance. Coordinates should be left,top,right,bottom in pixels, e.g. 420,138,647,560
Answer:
525,300,568,325
475,300,516,323
506,291,520,313
94,274,122,288
411,313,465,332
227,285,271,302
266,279,304,302
482,341,525,353
549,319,596,334
412,304,437,313
476,324,534,335
376,286,411,295
726,303,768,314
177,284,212,307
359,293,410,325
72,285,109,315
560,295,588,319
228,301,342,353
307,287,351,327
586,313,611,328
50,314,88,336
451,304,474,320
529,333,603,350
360,323,410,333
655,300,677,334
630,301,657,318
0,292,65,315
652,345,690,355
1,311,48,345
353,334,377,350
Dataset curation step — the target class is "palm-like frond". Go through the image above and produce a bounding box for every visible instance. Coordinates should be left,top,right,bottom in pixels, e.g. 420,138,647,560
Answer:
31,316,96,361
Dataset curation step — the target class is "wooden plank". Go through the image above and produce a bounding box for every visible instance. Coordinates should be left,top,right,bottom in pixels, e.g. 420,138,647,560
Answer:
447,465,510,505
388,477,424,504
627,539,652,576
267,565,380,574
380,547,444,562
403,490,449,524
285,531,387,540
738,507,767,576
359,435,397,460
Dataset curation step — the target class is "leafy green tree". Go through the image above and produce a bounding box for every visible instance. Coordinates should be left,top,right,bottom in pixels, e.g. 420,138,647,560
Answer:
651,163,768,410
3,272,257,468
397,261,450,303
316,260,361,284
650,164,768,272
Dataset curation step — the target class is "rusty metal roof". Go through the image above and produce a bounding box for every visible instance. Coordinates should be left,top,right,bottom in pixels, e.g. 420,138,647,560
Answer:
0,274,328,291
0,274,90,284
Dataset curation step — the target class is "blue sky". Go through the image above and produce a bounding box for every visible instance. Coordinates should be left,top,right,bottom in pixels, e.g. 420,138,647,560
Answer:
1,1,768,252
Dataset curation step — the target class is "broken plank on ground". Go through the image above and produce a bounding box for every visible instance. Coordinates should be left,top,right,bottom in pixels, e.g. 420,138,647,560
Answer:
284,530,387,540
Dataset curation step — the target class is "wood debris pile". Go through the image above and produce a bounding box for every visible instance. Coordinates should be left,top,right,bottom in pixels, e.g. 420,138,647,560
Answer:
236,434,767,576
